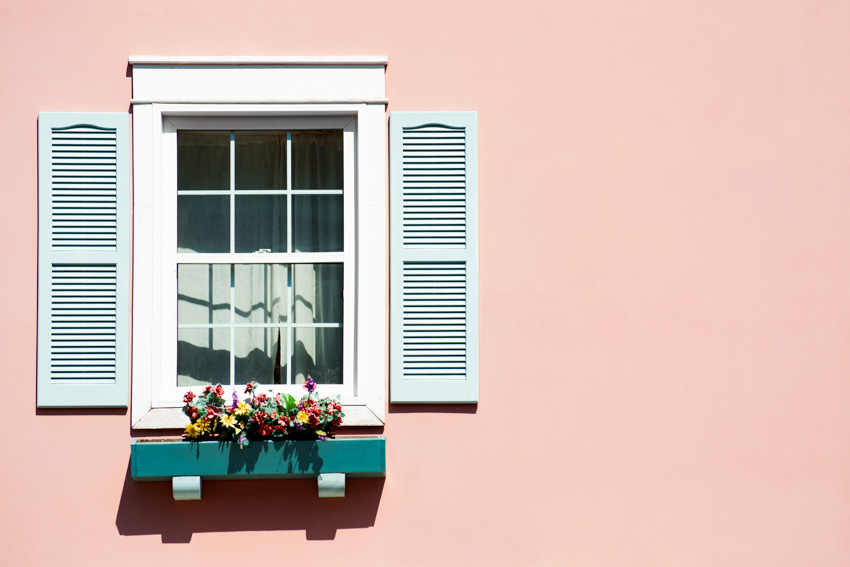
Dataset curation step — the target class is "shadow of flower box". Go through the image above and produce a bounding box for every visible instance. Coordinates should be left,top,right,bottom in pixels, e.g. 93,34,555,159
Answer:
131,436,386,481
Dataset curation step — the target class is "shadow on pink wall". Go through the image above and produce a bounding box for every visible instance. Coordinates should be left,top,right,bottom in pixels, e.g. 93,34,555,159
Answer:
387,404,477,415
115,462,384,542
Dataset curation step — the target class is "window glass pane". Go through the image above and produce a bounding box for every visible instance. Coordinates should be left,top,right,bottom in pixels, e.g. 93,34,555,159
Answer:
235,327,284,385
178,131,230,191
292,195,343,252
174,128,349,390
292,263,343,323
235,195,287,253
178,264,231,325
178,327,230,386
178,195,230,253
235,132,286,190
234,264,288,324
293,327,342,385
292,131,343,189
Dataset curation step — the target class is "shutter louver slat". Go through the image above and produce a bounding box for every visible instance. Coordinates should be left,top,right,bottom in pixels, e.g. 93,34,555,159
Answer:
38,112,129,407
401,124,467,249
390,112,479,403
50,125,119,252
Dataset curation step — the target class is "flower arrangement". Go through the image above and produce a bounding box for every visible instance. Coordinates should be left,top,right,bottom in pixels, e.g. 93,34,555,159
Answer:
182,377,344,448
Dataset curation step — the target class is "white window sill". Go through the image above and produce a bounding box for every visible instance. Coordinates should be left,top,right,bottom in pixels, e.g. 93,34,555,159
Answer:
132,403,384,430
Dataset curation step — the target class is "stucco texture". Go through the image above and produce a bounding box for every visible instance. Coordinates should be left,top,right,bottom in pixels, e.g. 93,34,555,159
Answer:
3,1,850,565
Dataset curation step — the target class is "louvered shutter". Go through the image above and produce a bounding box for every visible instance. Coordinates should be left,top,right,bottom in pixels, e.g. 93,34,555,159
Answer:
390,112,478,403
37,113,130,407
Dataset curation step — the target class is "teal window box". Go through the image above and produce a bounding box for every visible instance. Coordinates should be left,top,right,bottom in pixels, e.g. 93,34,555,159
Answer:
131,436,385,499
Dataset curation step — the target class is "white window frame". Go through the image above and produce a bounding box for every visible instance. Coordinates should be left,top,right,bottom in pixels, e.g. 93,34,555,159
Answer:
130,57,387,428
165,116,355,402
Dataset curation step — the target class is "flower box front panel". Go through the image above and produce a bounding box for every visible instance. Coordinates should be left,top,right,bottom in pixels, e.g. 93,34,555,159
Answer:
131,436,385,481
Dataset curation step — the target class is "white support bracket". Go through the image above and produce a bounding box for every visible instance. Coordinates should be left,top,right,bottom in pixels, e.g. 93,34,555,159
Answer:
172,476,202,500
170,474,345,499
317,473,346,498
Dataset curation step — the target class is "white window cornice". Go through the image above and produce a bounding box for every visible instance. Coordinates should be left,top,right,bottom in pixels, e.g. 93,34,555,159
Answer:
129,55,388,66
130,57,388,104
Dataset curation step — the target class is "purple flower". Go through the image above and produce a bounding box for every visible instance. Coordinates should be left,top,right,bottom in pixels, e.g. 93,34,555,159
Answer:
232,390,239,410
304,376,317,393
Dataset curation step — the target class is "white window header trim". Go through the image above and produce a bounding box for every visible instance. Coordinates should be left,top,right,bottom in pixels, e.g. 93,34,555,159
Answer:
129,55,388,65
131,60,387,104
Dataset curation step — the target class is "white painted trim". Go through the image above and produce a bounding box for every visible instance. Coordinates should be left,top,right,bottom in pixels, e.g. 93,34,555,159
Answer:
133,404,384,430
131,99,389,105
132,99,387,429
140,104,371,118
131,104,157,424
174,253,345,264
132,64,386,104
130,56,388,66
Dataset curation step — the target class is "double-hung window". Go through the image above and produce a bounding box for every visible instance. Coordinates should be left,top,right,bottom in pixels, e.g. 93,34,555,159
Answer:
171,121,353,397
130,58,387,427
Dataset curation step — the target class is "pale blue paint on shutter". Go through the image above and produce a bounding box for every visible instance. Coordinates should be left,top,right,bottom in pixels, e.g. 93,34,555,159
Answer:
37,112,130,407
390,112,479,403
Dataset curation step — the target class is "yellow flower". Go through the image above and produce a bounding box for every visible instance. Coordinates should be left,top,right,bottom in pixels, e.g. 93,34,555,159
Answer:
184,422,201,438
235,402,251,416
220,414,236,429
296,411,308,423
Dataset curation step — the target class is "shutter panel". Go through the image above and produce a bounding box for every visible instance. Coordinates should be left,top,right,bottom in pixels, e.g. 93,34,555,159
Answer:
390,112,478,403
37,112,130,407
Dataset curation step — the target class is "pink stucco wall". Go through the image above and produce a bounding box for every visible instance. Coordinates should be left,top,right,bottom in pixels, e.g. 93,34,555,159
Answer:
4,1,850,565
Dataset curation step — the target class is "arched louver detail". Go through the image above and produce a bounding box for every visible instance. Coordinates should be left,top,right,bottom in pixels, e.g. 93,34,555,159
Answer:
401,123,467,248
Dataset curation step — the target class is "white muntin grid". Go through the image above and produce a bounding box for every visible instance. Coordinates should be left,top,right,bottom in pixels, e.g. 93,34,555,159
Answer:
175,129,345,387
